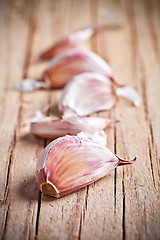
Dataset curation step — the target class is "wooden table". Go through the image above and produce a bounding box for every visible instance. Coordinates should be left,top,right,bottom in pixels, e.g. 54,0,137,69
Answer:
0,0,160,239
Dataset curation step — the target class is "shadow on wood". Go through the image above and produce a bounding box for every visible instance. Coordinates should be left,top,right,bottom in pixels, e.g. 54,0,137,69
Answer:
20,133,39,145
51,103,62,118
16,176,38,201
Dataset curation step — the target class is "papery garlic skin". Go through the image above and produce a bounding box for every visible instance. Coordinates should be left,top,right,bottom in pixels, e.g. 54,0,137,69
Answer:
43,49,114,88
116,86,141,107
14,79,47,92
77,130,107,147
58,72,117,117
25,104,51,124
36,135,136,198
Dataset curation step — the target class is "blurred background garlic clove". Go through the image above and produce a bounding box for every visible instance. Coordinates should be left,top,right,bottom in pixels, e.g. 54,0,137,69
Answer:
43,49,114,88
32,22,122,63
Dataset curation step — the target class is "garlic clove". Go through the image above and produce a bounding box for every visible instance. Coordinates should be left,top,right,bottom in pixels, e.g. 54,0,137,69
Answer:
43,49,114,88
30,116,117,145
36,135,136,198
32,22,122,63
58,72,117,117
63,116,118,130
32,27,94,63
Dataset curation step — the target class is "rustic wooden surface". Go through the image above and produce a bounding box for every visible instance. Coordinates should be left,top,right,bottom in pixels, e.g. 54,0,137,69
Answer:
0,0,160,239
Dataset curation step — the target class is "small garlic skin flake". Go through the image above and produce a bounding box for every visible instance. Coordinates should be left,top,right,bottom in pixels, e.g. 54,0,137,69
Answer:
43,49,114,88
14,79,47,92
58,72,117,117
36,135,136,198
25,104,51,124
77,130,107,147
116,86,141,107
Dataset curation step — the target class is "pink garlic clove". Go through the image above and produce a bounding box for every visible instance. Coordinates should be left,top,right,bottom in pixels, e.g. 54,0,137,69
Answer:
43,49,114,88
32,27,94,63
32,23,122,63
30,116,117,138
58,72,117,117
58,73,141,116
30,116,117,145
36,135,136,198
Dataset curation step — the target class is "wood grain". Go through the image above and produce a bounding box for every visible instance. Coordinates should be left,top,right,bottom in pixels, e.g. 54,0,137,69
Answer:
0,0,159,239
0,1,36,238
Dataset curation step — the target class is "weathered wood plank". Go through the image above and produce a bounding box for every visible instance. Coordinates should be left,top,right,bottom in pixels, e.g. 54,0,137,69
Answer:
0,1,47,240
0,0,27,200
0,0,36,238
133,0,160,189
131,1,160,237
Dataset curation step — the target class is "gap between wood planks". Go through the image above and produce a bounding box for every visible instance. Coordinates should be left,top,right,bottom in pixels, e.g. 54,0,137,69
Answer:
4,130,16,203
2,130,16,240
